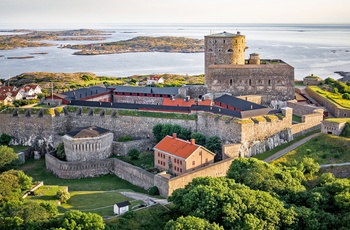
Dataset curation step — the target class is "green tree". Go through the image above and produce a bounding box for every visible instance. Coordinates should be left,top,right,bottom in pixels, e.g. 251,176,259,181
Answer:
0,146,18,168
56,143,65,159
206,136,221,153
343,93,350,99
128,148,140,160
190,132,206,146
0,133,12,146
299,157,320,176
60,210,105,230
56,190,70,203
165,216,224,230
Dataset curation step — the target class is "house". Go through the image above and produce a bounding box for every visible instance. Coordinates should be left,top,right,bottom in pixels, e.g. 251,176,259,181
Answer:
153,133,216,175
146,76,164,85
114,201,131,215
0,94,13,105
23,84,42,99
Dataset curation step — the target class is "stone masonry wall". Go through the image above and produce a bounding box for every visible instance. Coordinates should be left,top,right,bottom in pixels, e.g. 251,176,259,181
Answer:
291,112,323,137
306,87,350,118
112,139,155,156
113,95,163,105
286,100,321,117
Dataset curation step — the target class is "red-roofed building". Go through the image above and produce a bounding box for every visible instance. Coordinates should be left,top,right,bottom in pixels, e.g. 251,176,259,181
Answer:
147,76,164,85
153,133,215,175
162,97,212,107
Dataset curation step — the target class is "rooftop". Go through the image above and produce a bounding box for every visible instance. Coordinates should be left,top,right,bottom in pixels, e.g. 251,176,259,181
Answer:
66,126,111,138
55,85,109,101
205,31,242,38
110,86,179,95
215,94,266,111
154,135,209,159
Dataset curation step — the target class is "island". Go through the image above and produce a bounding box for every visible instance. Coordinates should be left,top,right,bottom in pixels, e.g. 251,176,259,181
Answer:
68,36,204,55
0,29,111,50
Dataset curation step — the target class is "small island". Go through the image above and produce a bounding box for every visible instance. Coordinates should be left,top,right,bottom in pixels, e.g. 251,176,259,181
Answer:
67,36,204,55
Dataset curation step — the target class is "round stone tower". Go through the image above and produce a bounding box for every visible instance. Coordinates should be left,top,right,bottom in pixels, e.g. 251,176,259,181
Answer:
249,53,260,65
204,31,247,77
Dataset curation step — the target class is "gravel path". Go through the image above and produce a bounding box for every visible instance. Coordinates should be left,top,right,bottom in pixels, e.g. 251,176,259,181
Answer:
120,191,169,205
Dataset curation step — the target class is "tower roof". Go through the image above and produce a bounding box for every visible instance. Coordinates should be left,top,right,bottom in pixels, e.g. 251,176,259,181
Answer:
205,31,242,38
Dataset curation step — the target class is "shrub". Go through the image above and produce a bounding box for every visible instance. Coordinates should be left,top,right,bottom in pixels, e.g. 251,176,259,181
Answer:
0,133,12,146
128,148,140,160
56,190,70,203
56,143,65,159
118,135,133,142
148,186,160,195
342,93,350,100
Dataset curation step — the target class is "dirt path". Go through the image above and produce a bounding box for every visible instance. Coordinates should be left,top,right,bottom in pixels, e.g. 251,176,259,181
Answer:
264,133,321,163
120,191,169,205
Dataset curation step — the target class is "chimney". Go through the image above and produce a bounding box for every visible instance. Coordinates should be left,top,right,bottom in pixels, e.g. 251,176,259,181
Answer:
190,139,195,145
172,133,177,139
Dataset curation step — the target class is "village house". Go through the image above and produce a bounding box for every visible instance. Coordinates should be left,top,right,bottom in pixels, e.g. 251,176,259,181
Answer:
146,76,164,85
0,94,13,106
23,84,42,99
153,133,216,176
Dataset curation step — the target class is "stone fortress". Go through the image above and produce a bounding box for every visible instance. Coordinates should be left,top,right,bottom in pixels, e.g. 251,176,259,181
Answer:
205,31,295,104
0,31,325,197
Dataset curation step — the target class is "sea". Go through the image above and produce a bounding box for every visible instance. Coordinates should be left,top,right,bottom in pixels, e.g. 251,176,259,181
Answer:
0,23,350,80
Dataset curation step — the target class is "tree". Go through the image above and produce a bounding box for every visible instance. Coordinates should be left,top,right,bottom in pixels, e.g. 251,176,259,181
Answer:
206,136,221,153
128,148,140,160
0,133,12,146
165,216,224,230
60,210,105,230
0,170,32,203
300,157,320,176
0,146,18,168
343,93,350,100
56,143,65,159
190,132,206,146
56,189,70,203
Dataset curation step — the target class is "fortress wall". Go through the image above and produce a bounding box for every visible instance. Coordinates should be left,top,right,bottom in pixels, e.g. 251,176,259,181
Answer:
207,65,294,104
113,96,163,105
111,158,155,190
286,100,321,117
0,113,54,146
112,139,155,156
306,87,350,118
45,153,113,179
161,158,235,197
291,112,323,137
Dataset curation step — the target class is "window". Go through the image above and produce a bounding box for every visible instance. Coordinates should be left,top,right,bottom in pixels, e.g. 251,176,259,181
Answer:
268,79,271,86
249,79,252,86
180,161,182,165
230,79,233,86
192,161,195,166
227,49,233,52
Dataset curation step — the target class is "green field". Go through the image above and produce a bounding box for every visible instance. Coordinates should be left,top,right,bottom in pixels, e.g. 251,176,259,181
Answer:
19,159,146,192
105,204,173,229
272,134,350,165
308,86,350,109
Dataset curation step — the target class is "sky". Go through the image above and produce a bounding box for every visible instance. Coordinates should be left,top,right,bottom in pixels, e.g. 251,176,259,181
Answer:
0,0,350,26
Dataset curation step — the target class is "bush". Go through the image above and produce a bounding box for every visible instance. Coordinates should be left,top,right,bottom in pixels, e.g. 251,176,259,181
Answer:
341,122,350,138
118,135,133,142
56,190,70,203
148,186,159,195
128,149,140,160
342,93,350,100
0,133,12,146
56,143,65,159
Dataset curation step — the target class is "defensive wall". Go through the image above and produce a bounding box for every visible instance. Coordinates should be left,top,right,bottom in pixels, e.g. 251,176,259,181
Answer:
291,112,323,137
306,87,350,118
112,139,155,156
0,105,320,157
45,153,235,197
286,100,322,117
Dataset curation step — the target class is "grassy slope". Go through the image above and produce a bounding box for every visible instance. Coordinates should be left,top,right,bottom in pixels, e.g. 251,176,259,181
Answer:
272,134,350,165
308,86,350,109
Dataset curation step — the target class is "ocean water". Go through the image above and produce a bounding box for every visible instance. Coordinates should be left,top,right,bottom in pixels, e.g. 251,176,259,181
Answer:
0,23,349,80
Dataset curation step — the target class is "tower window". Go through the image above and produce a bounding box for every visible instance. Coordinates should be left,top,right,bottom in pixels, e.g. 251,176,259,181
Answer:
208,49,213,53
249,79,252,86
230,79,233,86
227,49,233,52
224,40,225,44
268,80,271,86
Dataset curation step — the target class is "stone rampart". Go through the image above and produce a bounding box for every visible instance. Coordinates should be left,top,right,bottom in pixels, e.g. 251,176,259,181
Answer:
291,112,323,137
45,153,113,179
112,139,155,156
306,87,350,118
161,158,235,197
286,100,321,117
113,96,163,105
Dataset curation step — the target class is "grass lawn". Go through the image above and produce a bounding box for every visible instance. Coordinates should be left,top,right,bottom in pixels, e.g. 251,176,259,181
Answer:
308,86,350,109
253,129,320,161
292,114,302,123
272,134,350,165
105,203,174,229
10,145,30,153
18,159,146,193
114,152,154,170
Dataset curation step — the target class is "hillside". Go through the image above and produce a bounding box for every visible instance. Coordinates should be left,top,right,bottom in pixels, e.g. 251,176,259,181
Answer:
6,72,205,93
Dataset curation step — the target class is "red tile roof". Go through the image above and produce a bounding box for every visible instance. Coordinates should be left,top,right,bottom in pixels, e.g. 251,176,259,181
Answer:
154,135,200,159
162,98,212,107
